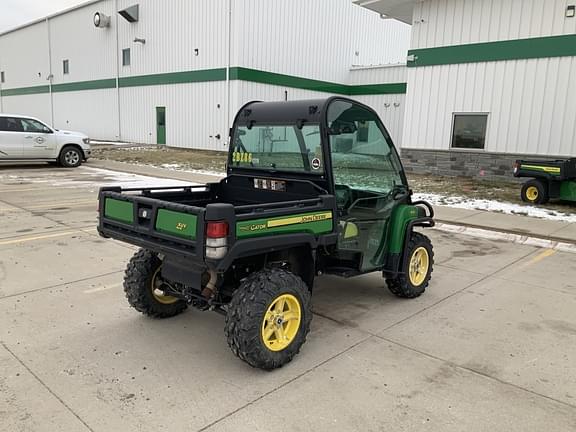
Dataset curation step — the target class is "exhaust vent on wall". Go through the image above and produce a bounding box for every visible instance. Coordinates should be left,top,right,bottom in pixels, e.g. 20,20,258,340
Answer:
118,5,139,23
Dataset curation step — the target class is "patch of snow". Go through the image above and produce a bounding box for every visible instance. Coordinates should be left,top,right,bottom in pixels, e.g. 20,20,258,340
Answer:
159,163,223,177
90,140,142,146
0,167,196,192
413,192,576,223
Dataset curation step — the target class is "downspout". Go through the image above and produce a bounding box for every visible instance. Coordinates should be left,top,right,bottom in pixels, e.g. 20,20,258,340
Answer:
225,0,232,147
46,17,54,127
114,0,122,140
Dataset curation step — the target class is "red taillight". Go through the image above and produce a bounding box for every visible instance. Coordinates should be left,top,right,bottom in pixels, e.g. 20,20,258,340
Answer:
206,221,229,238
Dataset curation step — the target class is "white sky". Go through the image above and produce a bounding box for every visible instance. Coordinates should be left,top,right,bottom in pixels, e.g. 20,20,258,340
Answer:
0,0,86,32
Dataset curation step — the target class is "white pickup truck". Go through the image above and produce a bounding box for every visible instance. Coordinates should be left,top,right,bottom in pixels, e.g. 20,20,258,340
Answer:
0,114,91,168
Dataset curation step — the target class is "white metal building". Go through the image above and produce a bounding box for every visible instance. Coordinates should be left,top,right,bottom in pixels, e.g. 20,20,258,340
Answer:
0,0,410,151
357,0,576,178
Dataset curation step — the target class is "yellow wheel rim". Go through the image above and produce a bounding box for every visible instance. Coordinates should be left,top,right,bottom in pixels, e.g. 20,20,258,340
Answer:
261,294,302,352
526,186,539,202
151,267,179,305
408,247,429,287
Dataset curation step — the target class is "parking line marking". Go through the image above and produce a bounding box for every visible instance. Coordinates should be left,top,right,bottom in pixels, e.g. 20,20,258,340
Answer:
0,200,96,213
522,249,556,268
0,228,96,246
84,282,122,294
0,187,43,193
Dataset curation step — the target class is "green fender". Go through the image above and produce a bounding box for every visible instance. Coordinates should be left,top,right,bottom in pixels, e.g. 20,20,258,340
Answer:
386,204,422,254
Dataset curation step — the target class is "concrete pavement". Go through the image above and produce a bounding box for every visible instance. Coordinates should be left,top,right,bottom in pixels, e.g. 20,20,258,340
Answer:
1,163,575,431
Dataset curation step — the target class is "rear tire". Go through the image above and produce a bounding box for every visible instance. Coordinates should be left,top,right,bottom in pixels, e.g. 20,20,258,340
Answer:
123,249,188,318
225,268,312,370
386,232,433,299
521,179,549,204
59,146,83,168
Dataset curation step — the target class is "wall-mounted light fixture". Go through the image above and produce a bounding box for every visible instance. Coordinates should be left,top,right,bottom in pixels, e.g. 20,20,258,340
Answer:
567,5,576,18
93,12,111,28
134,38,146,44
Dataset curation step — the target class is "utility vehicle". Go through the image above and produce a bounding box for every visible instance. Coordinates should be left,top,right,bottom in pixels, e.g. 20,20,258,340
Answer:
514,158,576,204
98,97,435,370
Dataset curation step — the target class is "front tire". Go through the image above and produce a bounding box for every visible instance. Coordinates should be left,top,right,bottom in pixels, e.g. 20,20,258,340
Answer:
59,146,83,168
521,179,549,204
123,249,188,318
225,268,312,370
386,232,433,299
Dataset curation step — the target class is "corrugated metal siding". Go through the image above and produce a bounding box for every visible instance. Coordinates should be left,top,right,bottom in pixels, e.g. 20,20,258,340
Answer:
53,89,118,140
348,65,407,85
0,21,50,89
116,0,228,76
119,82,227,149
233,0,410,83
412,0,576,49
1,94,51,122
49,1,115,83
403,56,576,156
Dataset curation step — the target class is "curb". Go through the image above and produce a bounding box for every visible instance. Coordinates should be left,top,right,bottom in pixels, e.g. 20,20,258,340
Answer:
435,218,576,246
434,222,576,253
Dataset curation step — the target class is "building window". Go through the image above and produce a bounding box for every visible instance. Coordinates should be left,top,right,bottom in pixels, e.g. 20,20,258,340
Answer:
63,59,69,75
451,114,488,150
122,48,131,66
0,71,4,83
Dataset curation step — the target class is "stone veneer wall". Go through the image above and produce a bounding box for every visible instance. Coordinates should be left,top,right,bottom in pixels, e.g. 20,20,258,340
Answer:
400,149,565,182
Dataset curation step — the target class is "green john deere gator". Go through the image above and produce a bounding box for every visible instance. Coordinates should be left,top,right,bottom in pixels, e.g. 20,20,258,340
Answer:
513,158,576,204
98,97,435,370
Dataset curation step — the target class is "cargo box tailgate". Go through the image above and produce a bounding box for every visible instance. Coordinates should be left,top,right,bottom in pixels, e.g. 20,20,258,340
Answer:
98,188,205,259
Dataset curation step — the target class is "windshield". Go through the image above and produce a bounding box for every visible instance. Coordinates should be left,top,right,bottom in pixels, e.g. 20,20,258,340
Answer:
327,101,405,194
230,124,323,173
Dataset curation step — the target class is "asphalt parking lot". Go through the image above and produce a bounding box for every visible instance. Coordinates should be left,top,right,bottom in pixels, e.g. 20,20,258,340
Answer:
1,163,576,432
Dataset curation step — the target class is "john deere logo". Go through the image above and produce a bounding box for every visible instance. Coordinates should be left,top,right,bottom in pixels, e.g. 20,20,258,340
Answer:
238,212,333,232
176,222,187,231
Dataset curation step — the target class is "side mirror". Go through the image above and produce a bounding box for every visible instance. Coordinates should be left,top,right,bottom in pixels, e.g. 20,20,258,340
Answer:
393,188,409,201
42,126,53,134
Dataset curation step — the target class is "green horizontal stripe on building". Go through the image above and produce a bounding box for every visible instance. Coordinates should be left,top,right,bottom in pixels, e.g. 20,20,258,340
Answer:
1,84,50,96
53,78,116,92
0,67,406,97
408,33,576,67
232,67,407,95
119,68,227,88
231,67,350,94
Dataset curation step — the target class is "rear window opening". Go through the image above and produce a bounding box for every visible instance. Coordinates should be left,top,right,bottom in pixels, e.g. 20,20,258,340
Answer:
230,124,323,174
